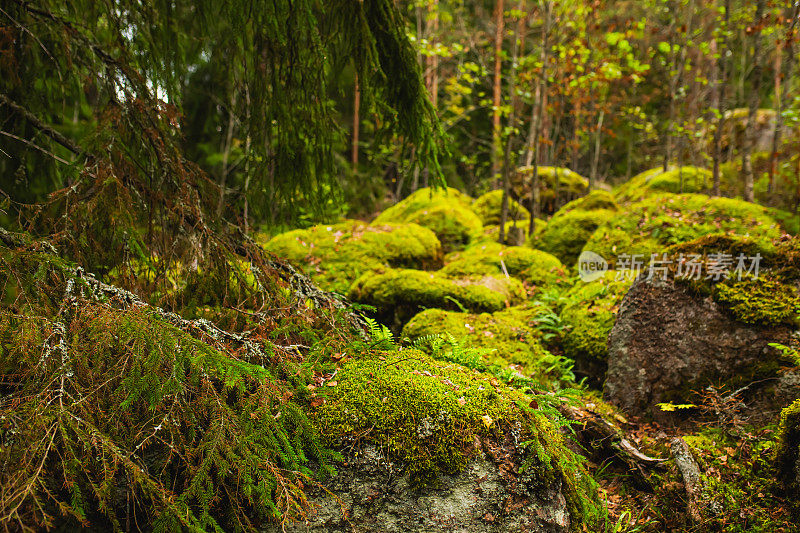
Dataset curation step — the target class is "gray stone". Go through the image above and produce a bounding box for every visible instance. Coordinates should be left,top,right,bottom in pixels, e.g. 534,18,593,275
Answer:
263,445,570,532
604,276,793,420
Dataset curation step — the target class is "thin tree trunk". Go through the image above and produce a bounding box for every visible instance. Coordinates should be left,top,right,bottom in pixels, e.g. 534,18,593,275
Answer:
491,0,505,183
742,0,765,203
769,3,799,195
352,73,360,171
590,108,604,189
242,86,252,233
528,0,552,237
217,92,238,217
499,1,524,244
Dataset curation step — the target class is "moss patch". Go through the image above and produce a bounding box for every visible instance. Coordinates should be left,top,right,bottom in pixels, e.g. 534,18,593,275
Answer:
441,241,566,288
558,190,618,213
539,208,615,266
615,166,712,203
472,189,531,226
373,187,482,252
402,307,556,379
263,220,442,293
776,399,800,496
559,272,633,370
712,276,800,327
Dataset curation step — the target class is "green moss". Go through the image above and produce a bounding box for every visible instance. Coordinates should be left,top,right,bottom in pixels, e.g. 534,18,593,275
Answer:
666,233,775,260
614,166,712,203
513,166,589,214
441,241,566,288
539,208,615,266
373,187,482,252
402,307,554,377
775,399,800,495
712,276,800,327
559,272,633,366
312,350,606,528
472,189,530,225
479,218,547,245
583,193,781,266
558,190,618,213
263,220,442,293
679,426,798,531
348,268,526,324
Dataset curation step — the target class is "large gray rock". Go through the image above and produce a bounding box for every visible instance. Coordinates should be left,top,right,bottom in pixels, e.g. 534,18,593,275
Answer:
264,445,570,532
604,276,794,420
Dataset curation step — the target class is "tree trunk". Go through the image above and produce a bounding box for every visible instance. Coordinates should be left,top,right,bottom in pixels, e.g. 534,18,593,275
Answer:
528,0,551,237
352,72,360,172
589,108,604,189
491,0,505,183
710,2,729,199
499,1,524,244
742,0,765,203
768,3,799,196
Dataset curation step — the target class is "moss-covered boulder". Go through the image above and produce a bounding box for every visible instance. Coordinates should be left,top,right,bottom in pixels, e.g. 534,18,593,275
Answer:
614,166,712,203
559,272,633,381
481,218,547,246
513,166,589,215
604,273,796,419
373,187,483,252
263,220,442,293
559,190,618,213
583,194,782,267
308,350,605,530
776,399,800,496
441,241,566,288
472,189,531,226
349,268,526,327
402,306,558,380
538,208,615,267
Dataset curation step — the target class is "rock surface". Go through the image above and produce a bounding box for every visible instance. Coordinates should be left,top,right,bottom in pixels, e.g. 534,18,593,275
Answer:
265,445,571,533
604,276,794,419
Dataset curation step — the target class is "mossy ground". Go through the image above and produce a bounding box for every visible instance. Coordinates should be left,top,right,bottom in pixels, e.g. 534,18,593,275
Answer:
262,220,442,293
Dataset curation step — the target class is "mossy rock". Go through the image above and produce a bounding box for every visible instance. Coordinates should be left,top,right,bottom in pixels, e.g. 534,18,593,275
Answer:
614,166,712,203
538,208,615,267
263,220,442,293
402,307,555,378
559,272,633,380
558,190,618,213
348,268,526,326
481,218,547,246
441,241,566,288
776,399,800,496
373,187,482,252
712,276,800,328
583,193,782,268
312,349,605,526
472,189,530,226
513,166,589,214
665,233,776,261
